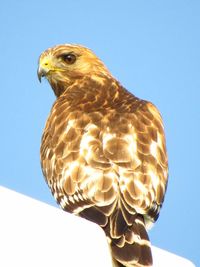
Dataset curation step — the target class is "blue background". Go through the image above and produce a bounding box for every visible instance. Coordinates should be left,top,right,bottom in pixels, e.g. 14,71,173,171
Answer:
1,1,199,265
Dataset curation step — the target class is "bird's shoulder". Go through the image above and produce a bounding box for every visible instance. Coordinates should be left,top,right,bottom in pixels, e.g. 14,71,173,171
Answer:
42,76,165,149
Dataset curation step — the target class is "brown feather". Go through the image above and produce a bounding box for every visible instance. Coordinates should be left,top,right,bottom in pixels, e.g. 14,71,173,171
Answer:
38,44,168,267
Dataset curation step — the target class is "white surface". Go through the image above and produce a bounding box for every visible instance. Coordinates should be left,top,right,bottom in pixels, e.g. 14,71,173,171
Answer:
0,186,195,267
152,247,195,267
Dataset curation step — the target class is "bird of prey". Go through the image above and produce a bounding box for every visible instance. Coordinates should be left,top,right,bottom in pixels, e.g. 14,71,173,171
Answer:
37,44,168,267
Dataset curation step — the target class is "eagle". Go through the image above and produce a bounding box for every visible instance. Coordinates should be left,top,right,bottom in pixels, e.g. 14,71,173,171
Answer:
37,44,168,267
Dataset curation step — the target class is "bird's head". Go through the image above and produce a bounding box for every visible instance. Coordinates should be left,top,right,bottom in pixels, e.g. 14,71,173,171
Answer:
37,44,111,97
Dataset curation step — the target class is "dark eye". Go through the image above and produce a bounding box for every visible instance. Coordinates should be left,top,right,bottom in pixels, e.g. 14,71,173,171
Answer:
61,53,76,64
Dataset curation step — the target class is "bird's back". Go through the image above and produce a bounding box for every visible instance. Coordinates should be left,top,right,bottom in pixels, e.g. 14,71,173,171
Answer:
41,77,168,266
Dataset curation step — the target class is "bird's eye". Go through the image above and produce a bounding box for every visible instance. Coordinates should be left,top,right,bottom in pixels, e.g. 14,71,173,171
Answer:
61,53,76,64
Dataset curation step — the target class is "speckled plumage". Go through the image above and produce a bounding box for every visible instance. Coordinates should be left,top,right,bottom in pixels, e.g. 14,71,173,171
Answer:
38,44,168,267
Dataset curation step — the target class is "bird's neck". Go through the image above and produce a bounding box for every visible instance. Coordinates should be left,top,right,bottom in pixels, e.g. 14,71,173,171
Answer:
52,74,137,114
51,73,114,98
51,82,67,98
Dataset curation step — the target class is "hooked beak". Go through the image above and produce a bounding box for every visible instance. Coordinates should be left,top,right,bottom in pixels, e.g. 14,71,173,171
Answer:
37,66,48,83
37,56,52,82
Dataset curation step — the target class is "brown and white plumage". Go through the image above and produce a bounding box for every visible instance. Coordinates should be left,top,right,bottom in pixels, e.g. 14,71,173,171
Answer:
38,44,168,267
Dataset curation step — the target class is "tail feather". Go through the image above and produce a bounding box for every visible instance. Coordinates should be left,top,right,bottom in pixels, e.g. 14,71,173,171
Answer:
108,215,153,267
78,203,153,266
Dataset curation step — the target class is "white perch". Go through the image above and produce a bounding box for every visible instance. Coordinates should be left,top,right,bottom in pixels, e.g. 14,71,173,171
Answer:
0,186,195,267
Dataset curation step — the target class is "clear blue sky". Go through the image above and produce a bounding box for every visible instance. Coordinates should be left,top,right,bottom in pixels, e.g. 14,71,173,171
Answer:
1,1,199,265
